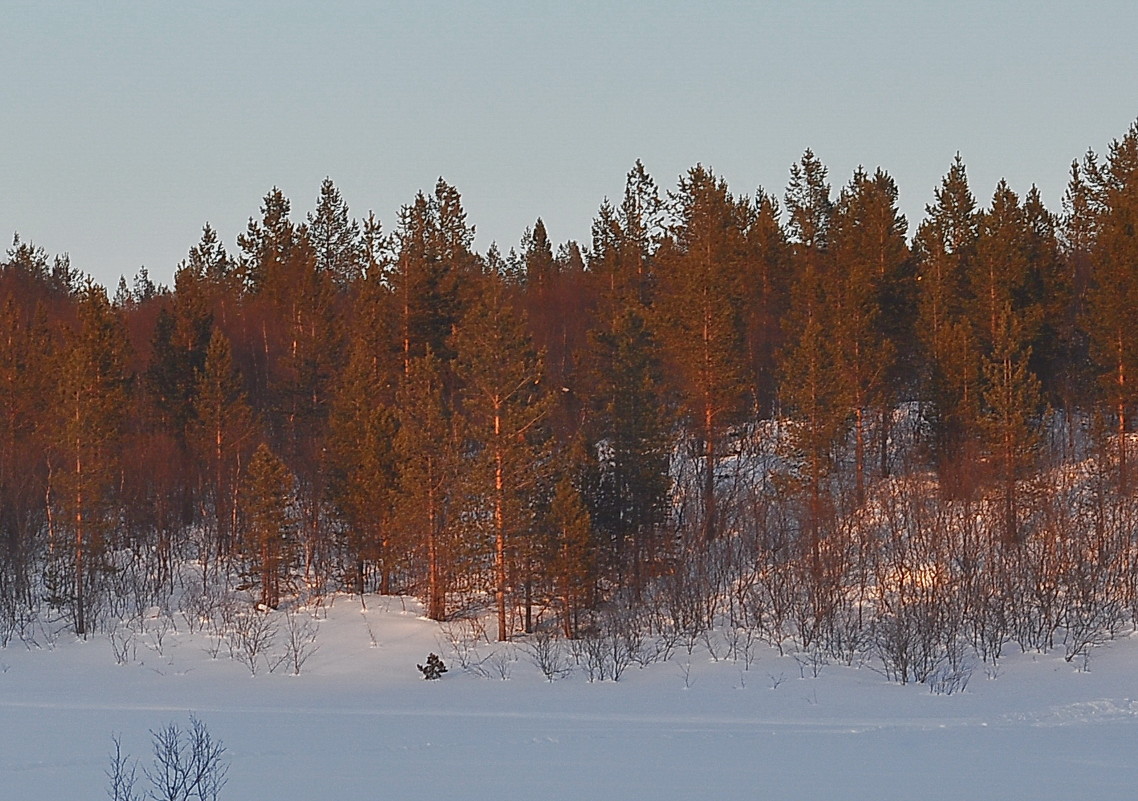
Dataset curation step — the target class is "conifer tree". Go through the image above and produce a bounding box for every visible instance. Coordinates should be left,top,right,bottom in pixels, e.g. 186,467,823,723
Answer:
307,178,365,290
742,189,792,416
0,294,51,608
1083,122,1138,492
241,442,296,608
780,152,846,548
980,306,1042,543
455,275,552,639
654,165,750,541
780,262,847,551
237,188,300,296
969,181,1034,354
390,181,476,371
189,329,256,569
914,156,981,492
395,352,456,621
51,282,131,635
583,303,671,581
548,473,594,638
785,149,833,253
327,334,400,596
827,168,909,497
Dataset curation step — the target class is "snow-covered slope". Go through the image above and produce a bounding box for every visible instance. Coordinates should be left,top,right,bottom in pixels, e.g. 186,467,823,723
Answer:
2,595,1137,800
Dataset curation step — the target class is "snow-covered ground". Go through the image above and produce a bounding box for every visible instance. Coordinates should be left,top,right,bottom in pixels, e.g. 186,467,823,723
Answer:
3,596,1137,800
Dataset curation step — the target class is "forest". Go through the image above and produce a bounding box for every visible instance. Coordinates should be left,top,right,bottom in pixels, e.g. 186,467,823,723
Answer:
2,120,1138,684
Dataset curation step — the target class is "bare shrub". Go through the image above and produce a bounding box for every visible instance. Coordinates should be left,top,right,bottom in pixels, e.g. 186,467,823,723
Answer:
106,733,140,801
271,609,320,675
522,630,571,681
926,659,973,695
142,716,229,801
482,644,515,680
109,717,228,801
439,619,487,672
109,624,137,665
231,611,277,676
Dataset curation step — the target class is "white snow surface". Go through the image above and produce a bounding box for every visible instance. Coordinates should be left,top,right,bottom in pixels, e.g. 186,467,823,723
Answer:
3,596,1138,800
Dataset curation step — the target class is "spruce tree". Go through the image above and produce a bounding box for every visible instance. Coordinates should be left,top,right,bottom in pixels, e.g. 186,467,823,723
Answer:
583,303,671,582
742,188,792,416
548,473,594,638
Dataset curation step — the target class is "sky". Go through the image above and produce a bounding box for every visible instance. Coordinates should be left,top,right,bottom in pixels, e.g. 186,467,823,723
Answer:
4,1,1137,289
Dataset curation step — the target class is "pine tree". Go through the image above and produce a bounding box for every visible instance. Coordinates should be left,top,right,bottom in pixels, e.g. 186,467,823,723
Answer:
51,282,131,635
548,473,593,638
980,306,1042,543
189,329,256,569
395,352,456,621
454,276,552,639
241,442,295,608
1083,122,1138,492
828,167,909,497
327,334,400,596
914,156,981,492
654,165,750,541
307,178,365,290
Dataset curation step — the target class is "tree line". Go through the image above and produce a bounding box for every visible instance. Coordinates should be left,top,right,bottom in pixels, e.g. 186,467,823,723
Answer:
2,121,1138,675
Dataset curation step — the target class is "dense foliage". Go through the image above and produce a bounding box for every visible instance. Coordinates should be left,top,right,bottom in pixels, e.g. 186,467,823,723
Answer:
3,124,1138,679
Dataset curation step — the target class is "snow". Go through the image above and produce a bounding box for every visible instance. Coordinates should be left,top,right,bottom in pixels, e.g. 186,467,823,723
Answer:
3,597,1138,799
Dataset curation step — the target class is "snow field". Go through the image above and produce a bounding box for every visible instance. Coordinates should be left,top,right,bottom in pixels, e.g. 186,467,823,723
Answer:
2,595,1138,800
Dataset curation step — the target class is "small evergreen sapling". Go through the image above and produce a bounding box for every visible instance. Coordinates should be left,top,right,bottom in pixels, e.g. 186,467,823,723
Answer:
417,652,448,680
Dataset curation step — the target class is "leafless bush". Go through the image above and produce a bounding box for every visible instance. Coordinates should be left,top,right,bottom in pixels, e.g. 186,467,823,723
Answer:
231,611,277,676
141,716,229,801
675,658,695,690
439,619,487,672
572,612,642,682
522,630,571,681
106,733,140,801
794,648,826,679
572,635,604,682
0,597,35,649
146,614,174,657
109,624,137,665
1063,595,1123,665
926,659,973,695
482,644,515,680
271,609,320,675
873,602,948,685
178,584,220,635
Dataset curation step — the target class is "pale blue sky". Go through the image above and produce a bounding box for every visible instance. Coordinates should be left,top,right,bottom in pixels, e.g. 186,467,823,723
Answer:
4,1,1137,288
